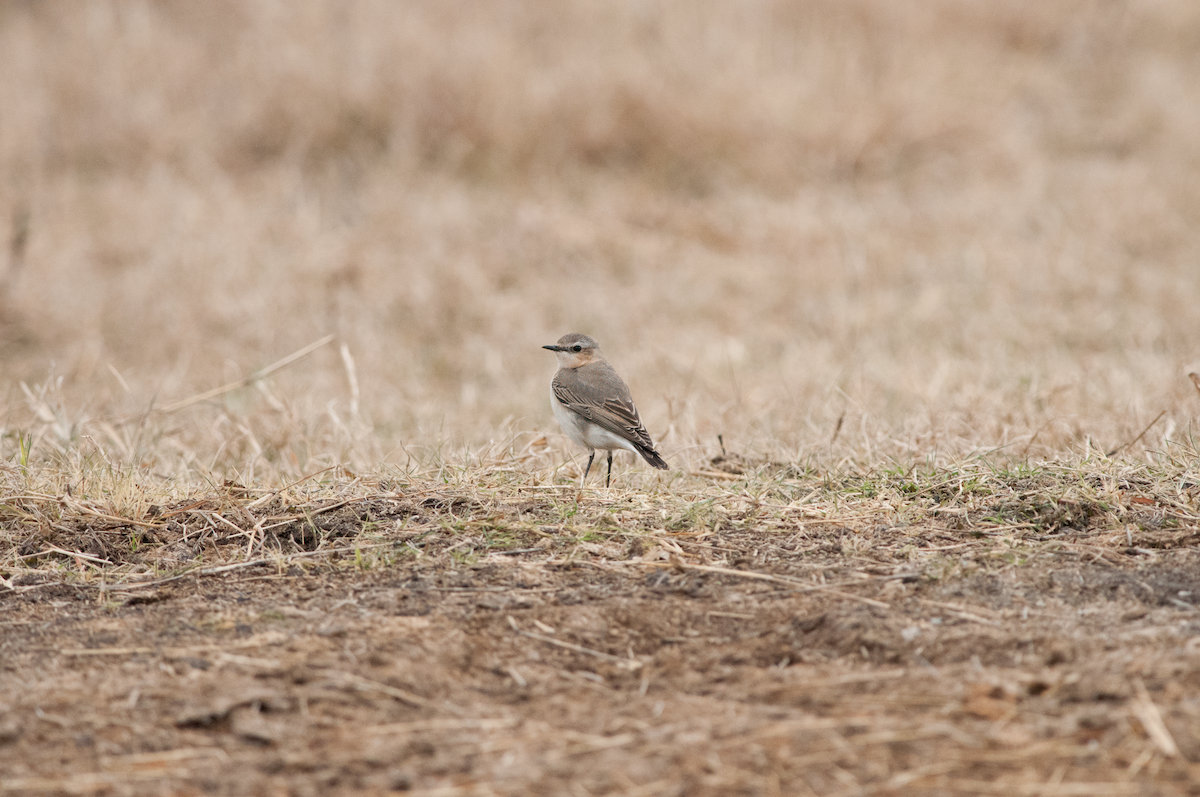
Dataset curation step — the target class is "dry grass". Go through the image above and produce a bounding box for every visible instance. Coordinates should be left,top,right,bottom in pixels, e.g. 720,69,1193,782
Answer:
1,0,1199,476
2,1,1200,794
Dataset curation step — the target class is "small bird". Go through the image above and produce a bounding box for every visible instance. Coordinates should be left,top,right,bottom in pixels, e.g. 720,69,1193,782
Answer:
543,333,668,487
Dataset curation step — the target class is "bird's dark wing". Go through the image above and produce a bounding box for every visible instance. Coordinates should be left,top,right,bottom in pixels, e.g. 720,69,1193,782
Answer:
552,362,667,468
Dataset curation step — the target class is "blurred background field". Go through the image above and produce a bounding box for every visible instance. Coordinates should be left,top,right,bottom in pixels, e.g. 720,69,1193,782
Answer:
1,0,1199,482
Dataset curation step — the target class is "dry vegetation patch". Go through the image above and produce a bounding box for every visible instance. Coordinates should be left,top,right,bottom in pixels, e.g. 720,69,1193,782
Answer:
3,0,1200,794
3,455,1200,794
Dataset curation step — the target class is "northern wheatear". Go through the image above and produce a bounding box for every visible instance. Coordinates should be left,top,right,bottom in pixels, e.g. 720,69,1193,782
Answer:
543,333,668,487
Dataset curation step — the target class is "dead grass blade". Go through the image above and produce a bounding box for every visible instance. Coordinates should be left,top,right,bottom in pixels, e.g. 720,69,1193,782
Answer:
1129,677,1179,757
360,718,519,735
639,561,890,608
157,334,335,413
508,616,642,670
1106,410,1167,457
318,670,446,711
917,599,1003,627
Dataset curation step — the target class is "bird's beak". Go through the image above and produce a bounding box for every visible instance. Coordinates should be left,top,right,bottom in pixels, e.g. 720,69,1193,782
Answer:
543,345,563,352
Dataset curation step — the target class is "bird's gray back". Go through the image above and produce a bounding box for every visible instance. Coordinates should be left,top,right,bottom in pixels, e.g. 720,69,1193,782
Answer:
551,361,655,451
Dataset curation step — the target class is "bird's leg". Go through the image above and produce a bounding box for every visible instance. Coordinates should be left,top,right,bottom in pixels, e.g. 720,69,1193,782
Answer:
606,451,613,488
582,450,596,488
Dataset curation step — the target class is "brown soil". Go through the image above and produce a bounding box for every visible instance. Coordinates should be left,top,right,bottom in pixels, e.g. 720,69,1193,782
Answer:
2,487,1199,796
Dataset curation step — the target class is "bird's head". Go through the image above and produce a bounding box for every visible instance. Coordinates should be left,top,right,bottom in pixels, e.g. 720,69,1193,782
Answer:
543,333,601,368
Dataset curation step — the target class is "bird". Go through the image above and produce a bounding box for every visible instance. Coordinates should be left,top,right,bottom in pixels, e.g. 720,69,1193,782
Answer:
543,333,668,487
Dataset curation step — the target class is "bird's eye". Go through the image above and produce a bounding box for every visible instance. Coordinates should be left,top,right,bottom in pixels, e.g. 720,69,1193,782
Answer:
572,345,582,352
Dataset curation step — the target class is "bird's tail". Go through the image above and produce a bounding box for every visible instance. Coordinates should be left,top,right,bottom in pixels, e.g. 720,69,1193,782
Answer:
637,446,669,470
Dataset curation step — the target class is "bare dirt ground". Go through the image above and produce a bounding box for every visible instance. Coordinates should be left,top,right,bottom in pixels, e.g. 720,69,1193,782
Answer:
3,465,1199,796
